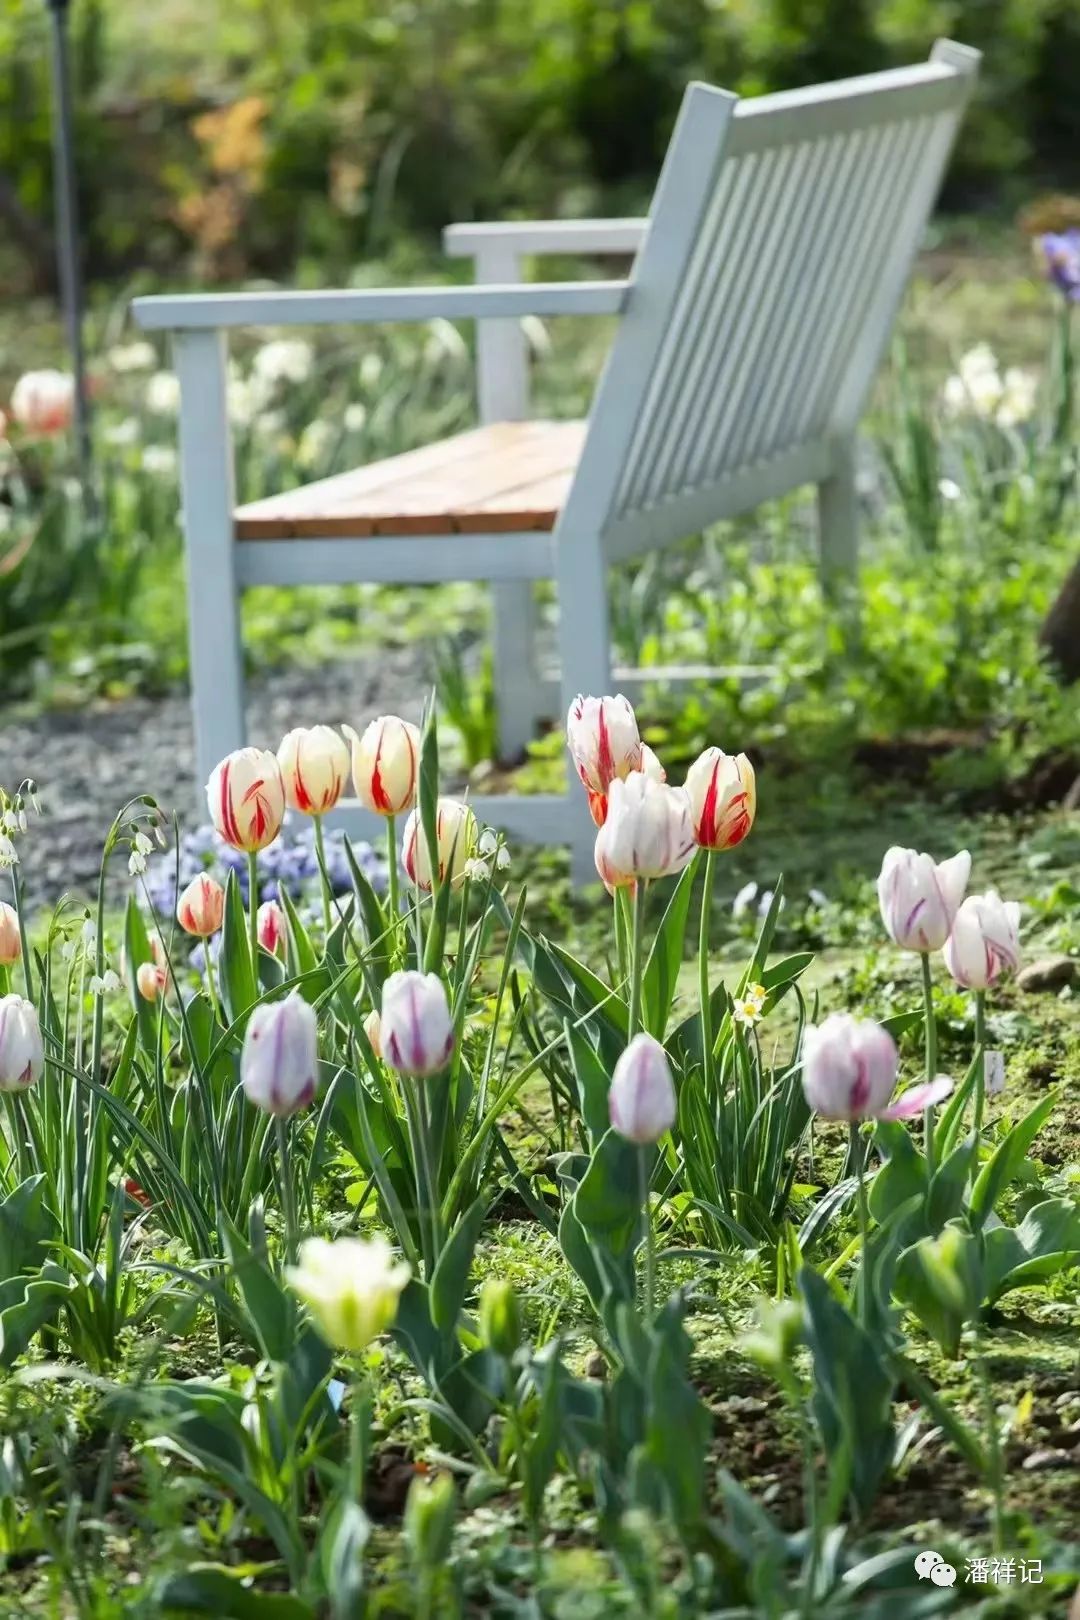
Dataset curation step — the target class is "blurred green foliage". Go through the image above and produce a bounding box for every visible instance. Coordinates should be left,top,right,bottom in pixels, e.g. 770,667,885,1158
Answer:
1,0,1078,287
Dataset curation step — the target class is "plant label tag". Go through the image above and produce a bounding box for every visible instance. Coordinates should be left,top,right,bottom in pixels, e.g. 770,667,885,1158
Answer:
985,1050,1005,1096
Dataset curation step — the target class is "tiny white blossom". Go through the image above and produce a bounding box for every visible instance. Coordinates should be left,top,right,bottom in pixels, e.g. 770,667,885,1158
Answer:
464,857,491,881
478,828,498,857
128,850,147,876
88,970,122,995
732,881,758,918
0,836,19,869
495,845,511,871
133,831,154,856
0,811,17,834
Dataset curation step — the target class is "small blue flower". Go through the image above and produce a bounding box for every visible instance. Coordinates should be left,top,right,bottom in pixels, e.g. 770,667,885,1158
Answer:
1040,230,1080,302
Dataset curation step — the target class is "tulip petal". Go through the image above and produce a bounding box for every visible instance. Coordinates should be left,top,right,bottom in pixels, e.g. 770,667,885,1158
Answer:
879,1075,953,1120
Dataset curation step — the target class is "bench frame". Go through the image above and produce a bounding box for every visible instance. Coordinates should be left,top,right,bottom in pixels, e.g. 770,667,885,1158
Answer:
133,41,979,882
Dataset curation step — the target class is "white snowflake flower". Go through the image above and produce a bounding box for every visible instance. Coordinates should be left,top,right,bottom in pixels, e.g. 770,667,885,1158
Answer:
133,831,154,856
478,828,499,857
128,850,147,877
0,835,19,868
88,970,122,996
463,857,491,882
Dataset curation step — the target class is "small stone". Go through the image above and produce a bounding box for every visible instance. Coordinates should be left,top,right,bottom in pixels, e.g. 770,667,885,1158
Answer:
1016,956,1078,993
1021,1447,1074,1471
585,1351,607,1379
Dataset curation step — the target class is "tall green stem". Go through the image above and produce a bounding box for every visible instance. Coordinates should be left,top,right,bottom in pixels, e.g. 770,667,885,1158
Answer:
977,1331,1006,1554
10,862,33,1001
698,850,715,1089
973,989,987,1136
638,1145,656,1319
386,814,400,945
414,1082,442,1276
204,946,222,1026
920,952,937,1180
276,1116,299,1262
850,1121,870,1329
313,815,332,938
628,881,646,1039
247,850,260,974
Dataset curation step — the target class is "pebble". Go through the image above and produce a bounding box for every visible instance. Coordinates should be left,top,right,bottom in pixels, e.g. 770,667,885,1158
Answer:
1015,956,1078,993
1021,1447,1076,1471
585,1351,607,1379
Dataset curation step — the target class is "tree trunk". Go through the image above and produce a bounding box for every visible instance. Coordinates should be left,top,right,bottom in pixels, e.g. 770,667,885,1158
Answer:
1039,555,1080,683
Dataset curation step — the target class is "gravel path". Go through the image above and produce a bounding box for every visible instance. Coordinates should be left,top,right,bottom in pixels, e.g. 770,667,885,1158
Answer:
0,647,433,910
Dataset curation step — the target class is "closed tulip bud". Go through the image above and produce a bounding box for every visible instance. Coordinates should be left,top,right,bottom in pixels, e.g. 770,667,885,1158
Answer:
877,846,971,953
0,994,44,1091
801,1013,953,1122
363,1007,382,1060
380,971,454,1078
478,1277,522,1357
11,369,74,435
176,874,225,938
277,725,350,815
343,715,421,816
285,1234,410,1351
241,989,318,1115
608,1032,677,1144
594,774,695,888
257,900,287,957
684,748,756,850
207,747,286,853
0,902,21,966
942,890,1021,990
404,1471,456,1571
566,693,642,795
136,961,167,1002
401,798,477,891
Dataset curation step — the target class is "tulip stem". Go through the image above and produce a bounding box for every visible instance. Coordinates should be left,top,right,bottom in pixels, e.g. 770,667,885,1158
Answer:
204,947,222,1026
629,881,646,1039
638,1145,656,1319
276,1115,299,1263
414,1081,441,1276
10,862,33,1002
386,814,400,944
247,851,260,976
849,1121,870,1329
699,850,715,1088
973,989,987,1137
313,815,332,940
920,951,937,1181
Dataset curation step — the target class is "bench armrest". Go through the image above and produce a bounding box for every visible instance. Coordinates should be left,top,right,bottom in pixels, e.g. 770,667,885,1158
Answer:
444,219,647,259
132,280,630,332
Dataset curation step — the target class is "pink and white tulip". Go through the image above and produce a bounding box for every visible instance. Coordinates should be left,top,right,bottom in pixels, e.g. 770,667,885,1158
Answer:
0,994,43,1091
594,774,696,889
684,748,756,851
277,726,350,815
608,1033,677,1144
566,694,643,796
877,847,971,953
241,990,319,1116
0,902,21,966
257,900,287,958
802,1012,951,1122
380,971,454,1078
401,798,477,891
10,369,74,435
943,890,1021,990
136,961,167,1002
207,748,286,853
343,716,421,816
176,874,225,938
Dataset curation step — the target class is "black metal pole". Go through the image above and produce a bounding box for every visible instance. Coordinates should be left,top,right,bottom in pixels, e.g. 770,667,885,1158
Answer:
44,0,95,514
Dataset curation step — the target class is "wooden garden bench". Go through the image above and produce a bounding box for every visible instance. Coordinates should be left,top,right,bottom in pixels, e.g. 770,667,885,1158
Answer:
133,41,979,880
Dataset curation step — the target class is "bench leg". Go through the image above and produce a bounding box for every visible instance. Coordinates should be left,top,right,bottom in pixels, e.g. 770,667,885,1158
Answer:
491,580,541,763
817,439,859,590
556,535,611,888
174,330,246,799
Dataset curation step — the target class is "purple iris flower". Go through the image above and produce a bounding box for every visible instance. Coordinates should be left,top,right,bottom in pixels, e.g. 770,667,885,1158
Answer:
1040,230,1080,302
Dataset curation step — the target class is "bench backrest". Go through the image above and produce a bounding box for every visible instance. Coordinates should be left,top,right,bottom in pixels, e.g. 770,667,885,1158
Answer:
565,40,980,563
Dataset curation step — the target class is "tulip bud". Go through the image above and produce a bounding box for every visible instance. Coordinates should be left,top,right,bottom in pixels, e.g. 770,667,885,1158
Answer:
176,874,225,938
363,1007,382,1060
877,847,971,953
285,1234,410,1351
277,725,350,815
942,890,1021,990
136,961,167,1002
257,900,287,957
684,748,756,850
207,747,286,853
401,799,477,891
594,774,695,888
11,369,74,435
342,716,421,816
241,989,318,1115
608,1032,677,1144
404,1471,456,1572
0,902,21,966
0,994,44,1092
380,971,454,1078
566,694,642,795
801,1014,899,1120
478,1277,522,1357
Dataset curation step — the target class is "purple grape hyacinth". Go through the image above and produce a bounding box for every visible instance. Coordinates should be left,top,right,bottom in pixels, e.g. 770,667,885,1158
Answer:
1040,230,1080,302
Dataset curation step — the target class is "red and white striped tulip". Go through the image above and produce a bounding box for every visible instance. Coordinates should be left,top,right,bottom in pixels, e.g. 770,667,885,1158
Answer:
11,369,74,435
942,890,1021,990
343,716,420,816
176,874,225,938
380,971,454,1078
0,994,43,1091
277,726,350,816
401,798,477,891
566,694,643,796
802,1013,952,1122
0,902,21,966
594,774,695,889
136,961,167,1002
684,748,756,850
588,742,666,827
241,990,319,1116
608,1033,677,1144
257,900,287,957
206,747,286,853
878,847,971,953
